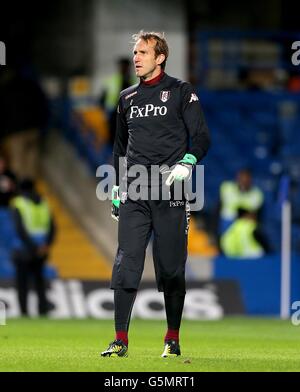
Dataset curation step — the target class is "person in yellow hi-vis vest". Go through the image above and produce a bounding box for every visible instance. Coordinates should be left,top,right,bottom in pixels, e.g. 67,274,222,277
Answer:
220,208,269,259
219,169,264,234
100,58,136,146
11,179,55,316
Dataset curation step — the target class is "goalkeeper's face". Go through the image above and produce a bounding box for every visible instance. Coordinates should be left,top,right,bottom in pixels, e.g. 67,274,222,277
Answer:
133,38,165,81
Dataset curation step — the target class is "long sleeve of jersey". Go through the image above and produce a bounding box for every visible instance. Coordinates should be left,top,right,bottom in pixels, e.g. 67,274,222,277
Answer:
113,98,129,186
180,83,210,162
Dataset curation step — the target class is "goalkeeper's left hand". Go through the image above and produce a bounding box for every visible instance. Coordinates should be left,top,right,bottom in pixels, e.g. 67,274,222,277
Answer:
165,154,197,186
111,185,120,221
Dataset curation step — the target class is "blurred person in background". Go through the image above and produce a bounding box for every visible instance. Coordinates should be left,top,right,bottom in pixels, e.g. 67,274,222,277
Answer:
0,153,17,207
238,67,281,91
218,168,264,235
0,66,49,180
220,208,270,259
99,58,135,146
101,31,210,358
11,179,55,316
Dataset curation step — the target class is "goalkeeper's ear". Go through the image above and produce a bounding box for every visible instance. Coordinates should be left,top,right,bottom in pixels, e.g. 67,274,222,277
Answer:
156,53,165,67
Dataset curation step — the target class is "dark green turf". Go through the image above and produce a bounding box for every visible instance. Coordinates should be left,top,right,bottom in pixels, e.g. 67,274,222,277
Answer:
0,317,300,372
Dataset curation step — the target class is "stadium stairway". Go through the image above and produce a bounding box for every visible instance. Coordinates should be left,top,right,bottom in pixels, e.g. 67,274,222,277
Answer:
188,217,219,258
37,180,111,280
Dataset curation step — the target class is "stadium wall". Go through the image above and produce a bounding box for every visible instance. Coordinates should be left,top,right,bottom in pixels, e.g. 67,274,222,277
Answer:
214,254,300,315
0,280,243,320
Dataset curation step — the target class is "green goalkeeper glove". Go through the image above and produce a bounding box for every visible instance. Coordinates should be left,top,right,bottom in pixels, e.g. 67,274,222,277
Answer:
111,185,120,221
165,153,197,186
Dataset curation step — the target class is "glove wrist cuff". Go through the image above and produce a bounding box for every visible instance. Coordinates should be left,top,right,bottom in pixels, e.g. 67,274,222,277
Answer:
112,185,120,208
178,153,197,166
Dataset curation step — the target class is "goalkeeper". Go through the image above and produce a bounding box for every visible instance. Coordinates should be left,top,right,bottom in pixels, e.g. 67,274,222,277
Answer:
101,31,210,358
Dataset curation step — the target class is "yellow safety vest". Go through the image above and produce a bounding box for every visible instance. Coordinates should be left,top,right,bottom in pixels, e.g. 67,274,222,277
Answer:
220,182,263,220
104,74,136,111
12,196,51,236
220,218,264,258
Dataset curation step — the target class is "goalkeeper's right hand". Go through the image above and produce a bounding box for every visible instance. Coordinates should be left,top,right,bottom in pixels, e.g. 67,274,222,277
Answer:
111,185,120,221
165,153,197,186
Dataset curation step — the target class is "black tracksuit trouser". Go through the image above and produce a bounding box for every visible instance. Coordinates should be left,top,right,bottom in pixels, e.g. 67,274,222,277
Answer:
111,196,190,296
14,259,48,315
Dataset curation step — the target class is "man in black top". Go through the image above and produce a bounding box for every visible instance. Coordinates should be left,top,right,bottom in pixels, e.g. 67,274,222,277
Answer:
101,31,210,358
0,154,17,207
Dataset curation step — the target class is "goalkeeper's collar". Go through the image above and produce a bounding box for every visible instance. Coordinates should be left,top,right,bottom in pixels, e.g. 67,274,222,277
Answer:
141,71,165,86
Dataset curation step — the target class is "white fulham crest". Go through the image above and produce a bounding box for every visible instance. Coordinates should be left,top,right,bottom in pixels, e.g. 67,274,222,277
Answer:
160,90,170,102
189,93,199,103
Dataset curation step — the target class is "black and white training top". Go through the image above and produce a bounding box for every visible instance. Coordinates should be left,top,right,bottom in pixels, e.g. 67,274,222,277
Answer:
113,72,210,185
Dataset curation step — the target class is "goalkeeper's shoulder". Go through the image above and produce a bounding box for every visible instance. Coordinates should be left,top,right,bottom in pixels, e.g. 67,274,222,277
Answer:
119,83,140,100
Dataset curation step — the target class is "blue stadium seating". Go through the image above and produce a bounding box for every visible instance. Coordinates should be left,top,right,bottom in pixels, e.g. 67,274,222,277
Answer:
199,91,300,252
0,248,15,278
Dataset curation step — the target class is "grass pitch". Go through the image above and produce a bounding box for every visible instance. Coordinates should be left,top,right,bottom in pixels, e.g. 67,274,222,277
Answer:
0,317,300,372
